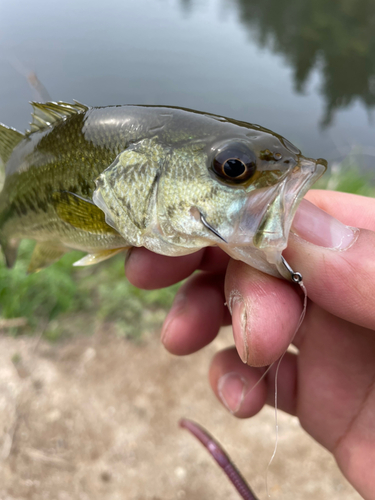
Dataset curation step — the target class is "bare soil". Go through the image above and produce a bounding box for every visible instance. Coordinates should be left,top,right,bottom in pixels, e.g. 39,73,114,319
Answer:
0,325,362,500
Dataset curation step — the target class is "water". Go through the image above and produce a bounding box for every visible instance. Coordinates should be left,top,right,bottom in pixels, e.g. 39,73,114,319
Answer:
1,0,375,173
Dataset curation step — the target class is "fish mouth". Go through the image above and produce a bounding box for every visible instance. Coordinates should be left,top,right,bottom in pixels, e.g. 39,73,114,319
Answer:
221,157,327,279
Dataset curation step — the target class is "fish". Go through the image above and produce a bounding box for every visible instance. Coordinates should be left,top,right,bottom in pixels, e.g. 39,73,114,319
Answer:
0,101,327,277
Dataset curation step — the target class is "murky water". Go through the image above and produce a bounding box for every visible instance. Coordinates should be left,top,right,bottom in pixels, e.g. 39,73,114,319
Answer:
1,0,375,173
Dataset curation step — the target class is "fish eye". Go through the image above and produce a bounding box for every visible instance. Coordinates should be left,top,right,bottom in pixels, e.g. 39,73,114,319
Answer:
212,144,257,183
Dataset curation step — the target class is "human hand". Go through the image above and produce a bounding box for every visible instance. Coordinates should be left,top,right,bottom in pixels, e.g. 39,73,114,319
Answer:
125,190,375,499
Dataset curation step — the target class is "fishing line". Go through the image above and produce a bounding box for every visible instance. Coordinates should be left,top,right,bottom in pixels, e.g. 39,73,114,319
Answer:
265,273,307,498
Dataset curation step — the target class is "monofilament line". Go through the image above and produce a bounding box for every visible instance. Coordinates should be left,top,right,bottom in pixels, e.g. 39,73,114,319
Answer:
265,277,308,498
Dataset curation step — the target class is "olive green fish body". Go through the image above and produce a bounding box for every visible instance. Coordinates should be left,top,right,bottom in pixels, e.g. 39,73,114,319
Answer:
0,102,327,277
0,104,169,256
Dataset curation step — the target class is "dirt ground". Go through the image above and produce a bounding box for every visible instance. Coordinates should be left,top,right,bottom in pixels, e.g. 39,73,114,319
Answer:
0,325,363,500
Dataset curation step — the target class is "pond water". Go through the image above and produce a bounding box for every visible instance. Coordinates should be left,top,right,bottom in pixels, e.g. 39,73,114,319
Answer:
1,0,375,175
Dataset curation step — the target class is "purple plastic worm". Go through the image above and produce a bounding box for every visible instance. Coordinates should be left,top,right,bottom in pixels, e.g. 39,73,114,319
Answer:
179,418,259,500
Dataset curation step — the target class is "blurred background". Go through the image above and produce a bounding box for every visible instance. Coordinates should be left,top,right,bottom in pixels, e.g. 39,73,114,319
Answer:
0,0,372,499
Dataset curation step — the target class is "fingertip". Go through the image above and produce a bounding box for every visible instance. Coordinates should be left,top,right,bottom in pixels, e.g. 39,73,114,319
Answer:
225,262,303,367
209,348,267,418
210,348,298,418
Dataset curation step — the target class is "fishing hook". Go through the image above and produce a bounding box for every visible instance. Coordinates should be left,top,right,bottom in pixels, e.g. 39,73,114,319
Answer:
200,212,228,243
281,255,303,283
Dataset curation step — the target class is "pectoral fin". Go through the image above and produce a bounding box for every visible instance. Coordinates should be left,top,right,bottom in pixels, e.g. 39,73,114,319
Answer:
28,243,67,273
52,191,119,235
73,248,129,267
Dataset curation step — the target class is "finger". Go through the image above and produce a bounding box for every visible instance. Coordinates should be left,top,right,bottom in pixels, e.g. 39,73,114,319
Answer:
125,248,204,289
285,197,375,329
209,347,298,417
161,272,226,355
209,348,267,418
305,190,375,232
125,247,229,290
224,262,303,367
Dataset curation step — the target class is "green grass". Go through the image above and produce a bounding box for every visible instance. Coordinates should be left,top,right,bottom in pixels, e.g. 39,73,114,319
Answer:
0,241,180,339
0,161,373,340
0,241,83,325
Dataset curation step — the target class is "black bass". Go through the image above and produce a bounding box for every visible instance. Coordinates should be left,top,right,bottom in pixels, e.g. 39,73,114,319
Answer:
0,102,326,277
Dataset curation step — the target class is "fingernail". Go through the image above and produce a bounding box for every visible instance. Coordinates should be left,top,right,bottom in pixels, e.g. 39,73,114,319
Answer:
229,294,248,364
292,199,358,250
218,372,247,414
161,292,186,345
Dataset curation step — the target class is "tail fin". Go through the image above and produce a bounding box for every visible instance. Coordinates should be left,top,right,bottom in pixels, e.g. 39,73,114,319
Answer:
0,123,24,266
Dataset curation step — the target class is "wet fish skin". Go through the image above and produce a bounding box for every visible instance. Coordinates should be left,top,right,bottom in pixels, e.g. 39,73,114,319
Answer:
0,102,326,276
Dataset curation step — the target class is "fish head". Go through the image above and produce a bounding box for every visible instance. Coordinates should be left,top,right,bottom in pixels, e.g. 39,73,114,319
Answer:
93,114,326,280
163,127,326,279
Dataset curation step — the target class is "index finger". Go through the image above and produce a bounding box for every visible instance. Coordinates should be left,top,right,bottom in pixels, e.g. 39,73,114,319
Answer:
125,246,229,289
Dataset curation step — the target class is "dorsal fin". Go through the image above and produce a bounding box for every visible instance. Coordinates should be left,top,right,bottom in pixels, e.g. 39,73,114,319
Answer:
27,100,89,135
0,124,24,164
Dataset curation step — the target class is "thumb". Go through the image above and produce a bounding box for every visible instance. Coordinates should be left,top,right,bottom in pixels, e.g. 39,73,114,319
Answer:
284,198,375,330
